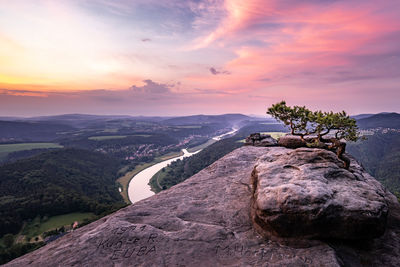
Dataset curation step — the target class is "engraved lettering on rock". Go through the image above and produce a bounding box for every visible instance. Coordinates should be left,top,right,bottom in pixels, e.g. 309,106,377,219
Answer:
215,243,262,259
95,224,159,261
137,246,147,256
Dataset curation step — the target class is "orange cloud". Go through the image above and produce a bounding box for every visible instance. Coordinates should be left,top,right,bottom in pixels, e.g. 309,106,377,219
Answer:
0,89,48,97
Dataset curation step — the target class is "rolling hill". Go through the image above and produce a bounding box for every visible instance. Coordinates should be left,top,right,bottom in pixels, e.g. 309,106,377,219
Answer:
160,114,251,125
0,121,74,142
347,132,400,195
0,148,125,237
356,113,400,129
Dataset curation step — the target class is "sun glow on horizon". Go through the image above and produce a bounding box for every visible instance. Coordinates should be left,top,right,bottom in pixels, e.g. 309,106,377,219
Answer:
1,0,400,115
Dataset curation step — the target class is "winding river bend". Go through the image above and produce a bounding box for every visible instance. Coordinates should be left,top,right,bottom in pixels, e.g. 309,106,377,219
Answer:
128,128,238,203
127,149,199,203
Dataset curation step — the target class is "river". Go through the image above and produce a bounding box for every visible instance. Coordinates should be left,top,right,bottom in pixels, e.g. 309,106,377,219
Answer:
127,128,238,203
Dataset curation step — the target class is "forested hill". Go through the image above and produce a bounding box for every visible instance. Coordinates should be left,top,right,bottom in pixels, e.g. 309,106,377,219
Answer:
356,112,400,129
0,120,74,142
348,132,400,196
0,149,125,237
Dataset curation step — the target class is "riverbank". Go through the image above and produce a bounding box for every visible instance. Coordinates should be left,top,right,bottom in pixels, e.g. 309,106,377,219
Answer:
186,128,238,153
126,128,239,204
127,149,200,203
116,151,183,203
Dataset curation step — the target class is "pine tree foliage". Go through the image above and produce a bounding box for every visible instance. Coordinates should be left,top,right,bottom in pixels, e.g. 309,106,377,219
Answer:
267,101,360,168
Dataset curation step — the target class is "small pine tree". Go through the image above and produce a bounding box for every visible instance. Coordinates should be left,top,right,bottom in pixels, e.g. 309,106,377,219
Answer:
267,101,360,169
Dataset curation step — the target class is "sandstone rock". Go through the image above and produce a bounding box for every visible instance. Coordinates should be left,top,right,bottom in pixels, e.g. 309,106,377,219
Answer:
251,147,388,241
245,133,277,147
277,135,307,148
6,147,400,267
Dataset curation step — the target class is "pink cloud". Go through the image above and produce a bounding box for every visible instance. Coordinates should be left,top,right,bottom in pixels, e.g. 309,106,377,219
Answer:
187,0,400,96
1,0,400,116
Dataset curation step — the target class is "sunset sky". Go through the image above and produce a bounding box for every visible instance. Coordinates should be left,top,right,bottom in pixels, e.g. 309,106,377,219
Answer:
1,0,400,116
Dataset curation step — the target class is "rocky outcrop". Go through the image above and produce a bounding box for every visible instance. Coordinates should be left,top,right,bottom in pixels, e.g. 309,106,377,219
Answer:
244,133,277,147
251,147,388,241
6,147,400,267
277,135,307,148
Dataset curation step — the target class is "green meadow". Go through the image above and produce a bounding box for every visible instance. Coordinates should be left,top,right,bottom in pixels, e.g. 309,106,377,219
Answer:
23,212,95,239
88,135,127,141
88,134,152,141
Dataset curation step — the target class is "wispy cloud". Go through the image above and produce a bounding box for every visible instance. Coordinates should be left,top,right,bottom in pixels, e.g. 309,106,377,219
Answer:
0,89,49,97
209,67,231,75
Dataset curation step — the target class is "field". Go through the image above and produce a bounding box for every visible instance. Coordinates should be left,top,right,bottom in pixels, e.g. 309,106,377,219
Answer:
22,212,95,240
0,143,63,160
101,128,119,133
88,135,127,140
116,150,183,203
88,134,151,141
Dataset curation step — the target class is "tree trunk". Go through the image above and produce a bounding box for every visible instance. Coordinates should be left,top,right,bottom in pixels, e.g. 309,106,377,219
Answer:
336,141,350,169
320,137,350,169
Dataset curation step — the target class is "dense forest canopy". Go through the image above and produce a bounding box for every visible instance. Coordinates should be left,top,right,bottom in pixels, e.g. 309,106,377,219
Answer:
348,132,400,196
0,149,125,237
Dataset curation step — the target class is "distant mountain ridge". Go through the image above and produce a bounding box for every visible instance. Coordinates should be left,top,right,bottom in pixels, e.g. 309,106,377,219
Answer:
1,113,256,127
24,114,174,122
161,113,251,125
356,112,400,129
1,112,399,143
351,112,392,120
4,111,400,127
351,114,375,120
0,121,74,142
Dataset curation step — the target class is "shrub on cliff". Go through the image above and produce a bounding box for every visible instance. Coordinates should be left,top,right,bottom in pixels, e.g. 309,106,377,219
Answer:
267,101,360,168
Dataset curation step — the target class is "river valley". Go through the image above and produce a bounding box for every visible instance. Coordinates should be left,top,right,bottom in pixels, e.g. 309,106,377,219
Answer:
127,128,238,203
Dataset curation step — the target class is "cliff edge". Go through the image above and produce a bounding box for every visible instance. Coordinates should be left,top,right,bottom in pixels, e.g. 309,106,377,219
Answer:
6,146,400,266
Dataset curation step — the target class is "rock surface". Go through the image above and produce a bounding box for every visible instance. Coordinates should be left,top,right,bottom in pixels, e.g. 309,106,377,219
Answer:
244,133,277,147
277,135,307,148
6,147,400,267
251,147,388,241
